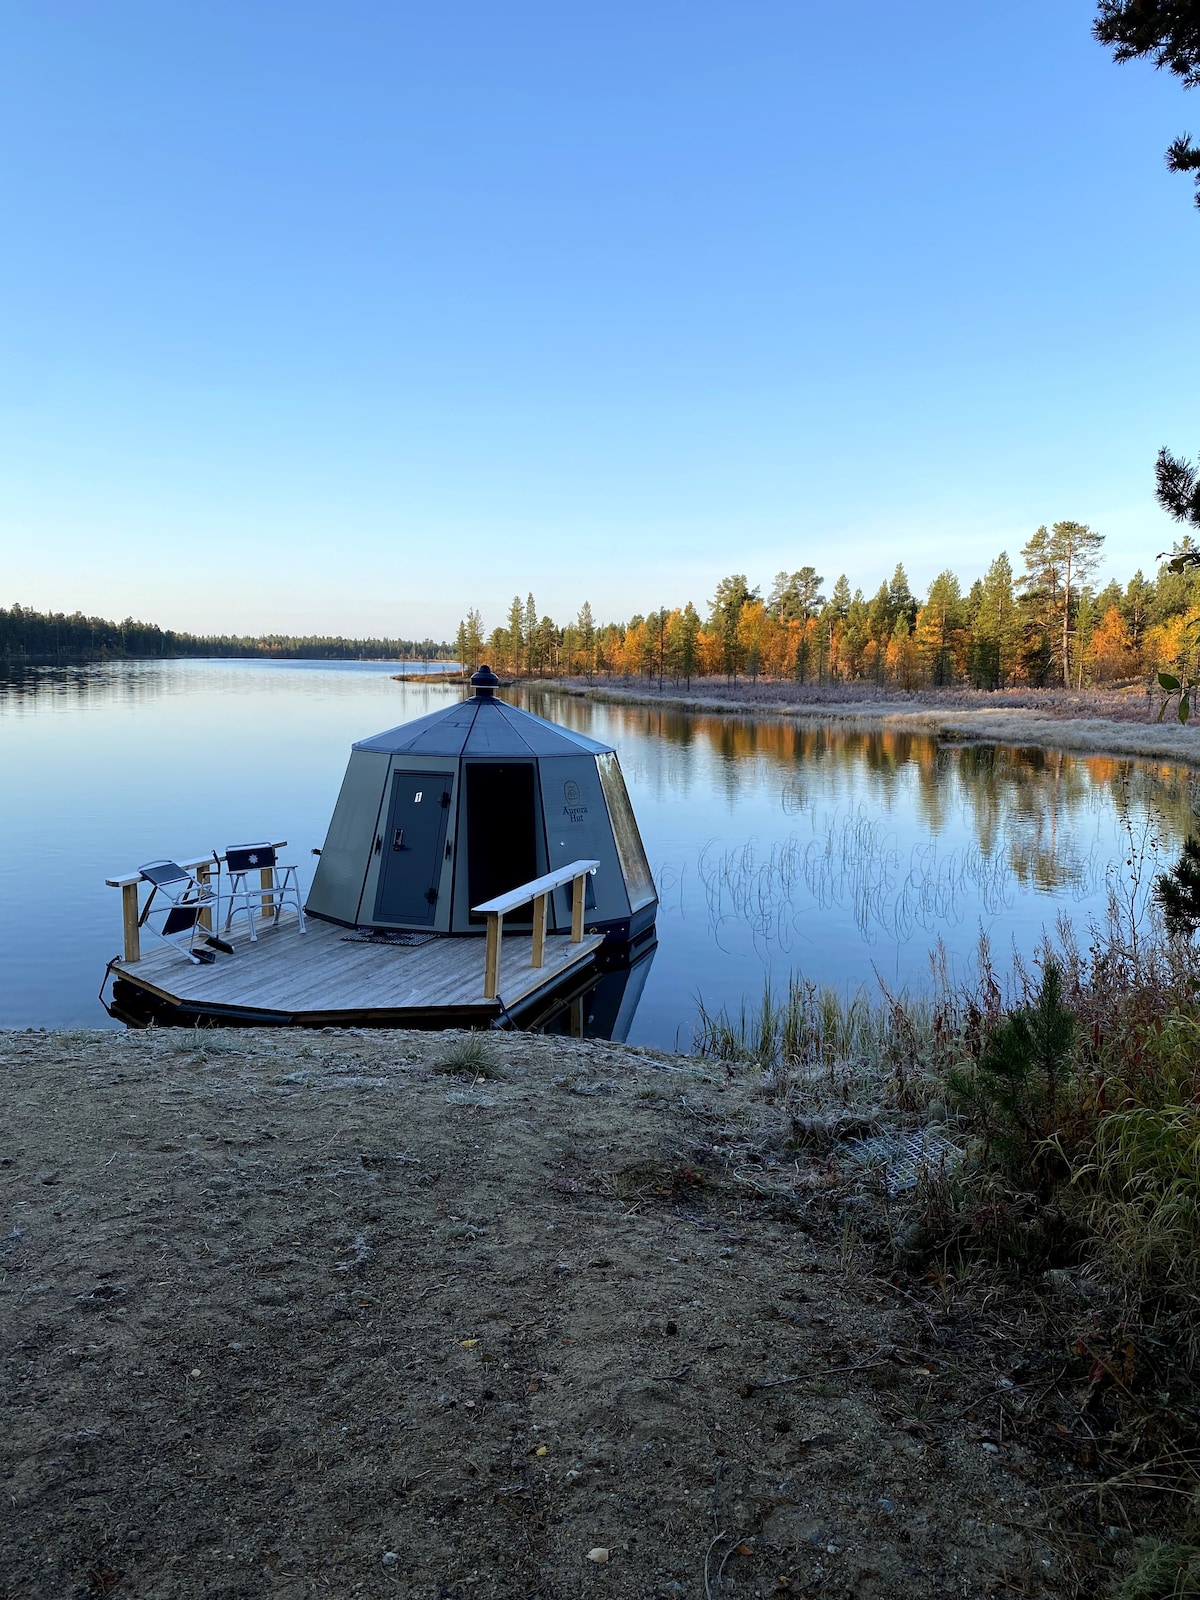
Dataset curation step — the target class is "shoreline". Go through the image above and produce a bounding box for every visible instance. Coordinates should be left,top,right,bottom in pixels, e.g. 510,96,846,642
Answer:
539,677,1200,768
390,670,511,685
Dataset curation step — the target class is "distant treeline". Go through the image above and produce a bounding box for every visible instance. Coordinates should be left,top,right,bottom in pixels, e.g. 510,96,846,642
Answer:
0,604,454,665
455,527,1200,691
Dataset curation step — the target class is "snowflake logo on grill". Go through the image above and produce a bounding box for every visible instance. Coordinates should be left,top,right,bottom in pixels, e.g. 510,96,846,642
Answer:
248,853,259,865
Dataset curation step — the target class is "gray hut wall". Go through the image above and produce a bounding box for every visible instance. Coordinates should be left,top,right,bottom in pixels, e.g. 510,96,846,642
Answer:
538,755,631,930
357,755,460,931
306,750,392,925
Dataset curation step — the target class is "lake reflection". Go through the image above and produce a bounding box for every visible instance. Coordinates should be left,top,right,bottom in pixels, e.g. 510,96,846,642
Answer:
2,662,1194,1048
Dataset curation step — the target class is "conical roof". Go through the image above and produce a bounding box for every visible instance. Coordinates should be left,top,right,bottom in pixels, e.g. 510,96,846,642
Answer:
352,695,614,758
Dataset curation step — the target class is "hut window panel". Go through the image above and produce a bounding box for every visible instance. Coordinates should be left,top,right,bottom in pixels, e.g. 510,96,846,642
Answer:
596,753,656,912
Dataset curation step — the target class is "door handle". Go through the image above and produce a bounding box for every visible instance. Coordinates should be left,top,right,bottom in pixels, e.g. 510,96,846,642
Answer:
393,828,404,851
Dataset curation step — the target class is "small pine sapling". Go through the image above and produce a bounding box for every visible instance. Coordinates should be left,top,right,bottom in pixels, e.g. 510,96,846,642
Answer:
947,960,1077,1184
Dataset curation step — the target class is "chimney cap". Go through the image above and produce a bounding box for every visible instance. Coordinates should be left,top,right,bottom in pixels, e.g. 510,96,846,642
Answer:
470,664,500,699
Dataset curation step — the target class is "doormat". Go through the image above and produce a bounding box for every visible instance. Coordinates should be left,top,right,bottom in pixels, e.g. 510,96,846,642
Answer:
341,930,439,948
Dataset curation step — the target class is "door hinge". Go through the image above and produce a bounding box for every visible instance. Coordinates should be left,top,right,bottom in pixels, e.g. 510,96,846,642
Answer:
425,887,438,904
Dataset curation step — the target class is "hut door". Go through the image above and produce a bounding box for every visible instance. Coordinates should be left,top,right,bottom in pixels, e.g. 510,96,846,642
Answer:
374,771,453,925
466,762,538,920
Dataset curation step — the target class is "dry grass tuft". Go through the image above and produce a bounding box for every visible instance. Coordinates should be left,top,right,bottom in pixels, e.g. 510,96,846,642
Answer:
432,1035,504,1080
1107,1539,1200,1600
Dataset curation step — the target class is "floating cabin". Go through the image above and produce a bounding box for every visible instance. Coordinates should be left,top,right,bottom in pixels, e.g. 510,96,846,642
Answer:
103,669,657,1033
309,665,657,945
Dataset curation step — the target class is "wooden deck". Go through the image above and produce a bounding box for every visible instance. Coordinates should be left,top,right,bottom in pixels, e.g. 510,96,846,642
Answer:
107,914,605,1026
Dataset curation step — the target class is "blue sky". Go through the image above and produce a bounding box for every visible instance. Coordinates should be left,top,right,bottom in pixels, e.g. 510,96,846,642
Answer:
1,1,1197,639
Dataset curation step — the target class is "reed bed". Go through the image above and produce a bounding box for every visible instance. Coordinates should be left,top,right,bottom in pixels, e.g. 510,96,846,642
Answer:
695,799,1110,964
694,967,962,1110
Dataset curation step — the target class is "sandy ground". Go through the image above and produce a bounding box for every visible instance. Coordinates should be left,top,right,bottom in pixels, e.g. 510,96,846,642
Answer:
1,1028,1126,1600
548,679,1200,768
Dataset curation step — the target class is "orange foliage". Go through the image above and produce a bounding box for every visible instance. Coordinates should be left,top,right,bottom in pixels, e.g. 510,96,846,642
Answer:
1090,605,1138,684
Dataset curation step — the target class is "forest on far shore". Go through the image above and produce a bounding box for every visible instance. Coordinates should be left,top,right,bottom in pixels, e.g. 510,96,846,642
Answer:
12,522,1200,694
0,605,454,665
457,525,1200,693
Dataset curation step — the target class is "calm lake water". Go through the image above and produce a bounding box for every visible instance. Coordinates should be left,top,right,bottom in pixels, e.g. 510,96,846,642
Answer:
2,659,1195,1048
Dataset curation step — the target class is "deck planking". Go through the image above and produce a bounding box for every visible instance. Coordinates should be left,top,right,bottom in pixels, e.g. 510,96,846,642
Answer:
109,913,605,1022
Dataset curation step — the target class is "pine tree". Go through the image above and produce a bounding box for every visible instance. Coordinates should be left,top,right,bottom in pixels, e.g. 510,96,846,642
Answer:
767,567,824,621
1095,7,1200,553
916,570,965,686
864,582,893,682
1094,2,1200,208
839,589,871,680
677,601,701,686
709,575,759,680
1048,521,1104,686
1155,837,1200,937
524,594,538,675
506,596,524,676
1018,528,1062,685
886,565,917,631
576,601,596,677
465,608,484,669
1122,571,1154,658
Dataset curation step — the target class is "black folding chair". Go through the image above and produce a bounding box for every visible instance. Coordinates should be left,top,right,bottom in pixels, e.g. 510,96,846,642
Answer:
137,860,217,964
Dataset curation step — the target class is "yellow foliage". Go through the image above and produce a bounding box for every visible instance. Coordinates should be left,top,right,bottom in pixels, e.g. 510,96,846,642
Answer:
1090,605,1138,684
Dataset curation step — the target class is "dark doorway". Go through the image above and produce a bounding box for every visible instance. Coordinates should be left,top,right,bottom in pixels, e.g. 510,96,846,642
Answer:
374,770,453,925
467,762,538,920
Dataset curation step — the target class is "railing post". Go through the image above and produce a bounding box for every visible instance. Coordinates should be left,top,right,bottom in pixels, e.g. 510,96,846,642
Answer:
571,872,586,943
484,911,504,998
196,862,213,932
121,883,141,963
531,892,547,969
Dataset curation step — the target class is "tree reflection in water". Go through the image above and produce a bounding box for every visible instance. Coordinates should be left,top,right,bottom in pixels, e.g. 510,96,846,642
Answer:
529,689,1197,968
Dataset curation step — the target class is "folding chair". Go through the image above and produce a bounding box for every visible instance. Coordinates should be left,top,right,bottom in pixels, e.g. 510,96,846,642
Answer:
221,843,307,942
138,860,218,964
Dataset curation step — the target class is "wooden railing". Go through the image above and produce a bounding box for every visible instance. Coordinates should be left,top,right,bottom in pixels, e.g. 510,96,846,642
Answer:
472,859,600,1000
105,843,288,963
